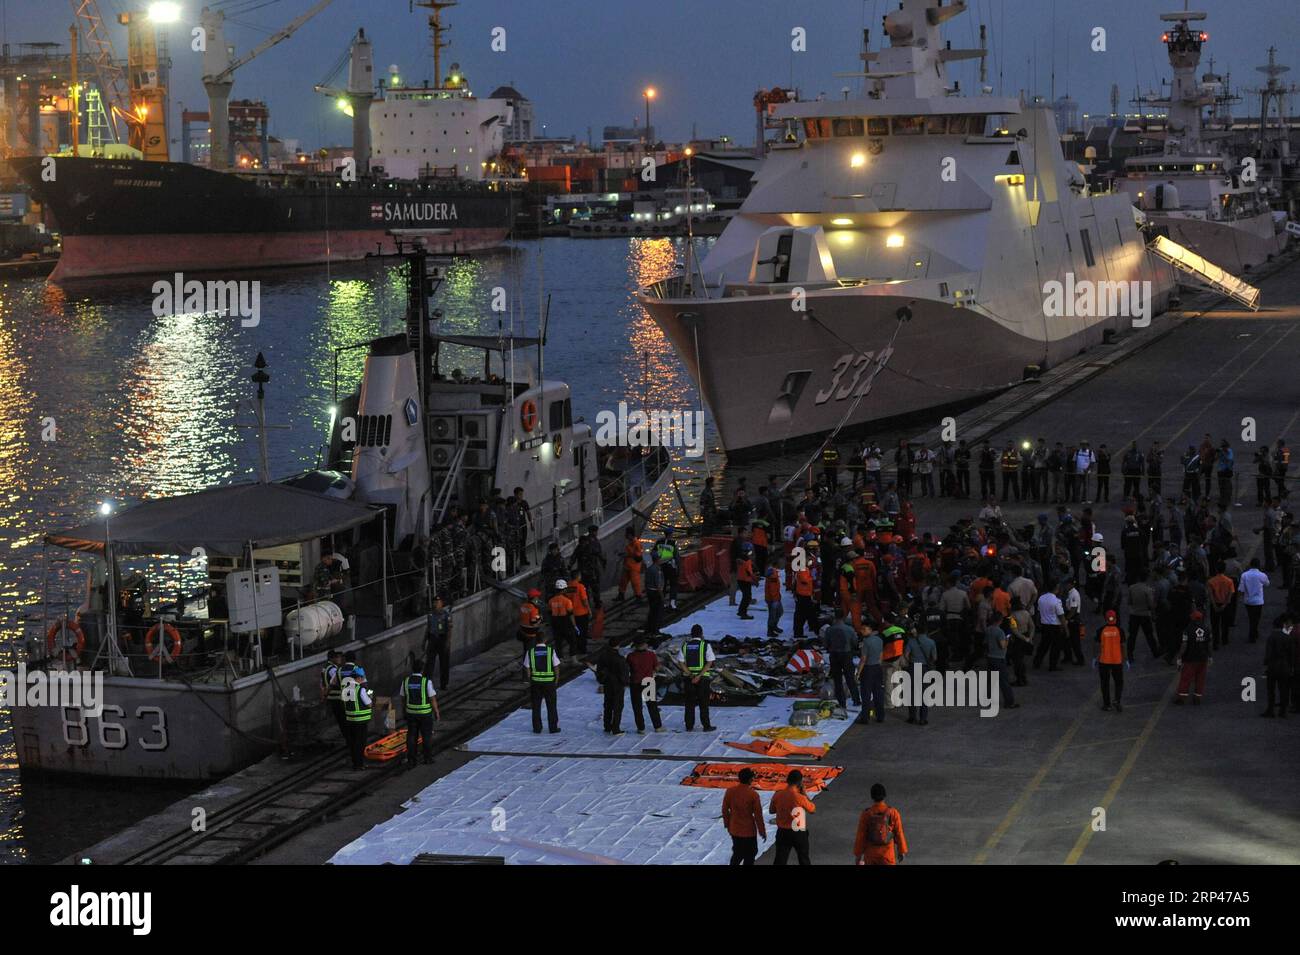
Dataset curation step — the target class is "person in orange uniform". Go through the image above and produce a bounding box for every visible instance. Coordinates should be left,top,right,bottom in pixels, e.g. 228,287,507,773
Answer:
567,573,591,656
721,766,767,866
751,518,771,576
764,562,784,637
793,563,818,639
616,528,644,602
771,769,816,865
1094,608,1128,712
548,581,575,660
736,544,757,619
852,550,879,623
854,783,908,865
518,589,542,649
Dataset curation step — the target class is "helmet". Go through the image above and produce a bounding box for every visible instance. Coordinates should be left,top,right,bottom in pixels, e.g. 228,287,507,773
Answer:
527,589,542,599
840,536,853,547
555,579,568,590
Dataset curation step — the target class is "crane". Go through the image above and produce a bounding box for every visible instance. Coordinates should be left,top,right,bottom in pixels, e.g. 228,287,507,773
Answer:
71,0,131,143
201,0,334,170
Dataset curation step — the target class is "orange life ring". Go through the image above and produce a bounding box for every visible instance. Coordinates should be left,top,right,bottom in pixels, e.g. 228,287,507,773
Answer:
47,619,85,664
145,622,183,663
520,399,538,433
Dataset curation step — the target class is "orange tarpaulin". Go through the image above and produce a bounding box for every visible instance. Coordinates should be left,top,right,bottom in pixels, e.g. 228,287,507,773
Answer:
680,762,844,793
723,738,830,759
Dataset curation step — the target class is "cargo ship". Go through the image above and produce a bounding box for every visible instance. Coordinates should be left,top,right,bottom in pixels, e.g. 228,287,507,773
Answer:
15,8,518,281
13,154,515,281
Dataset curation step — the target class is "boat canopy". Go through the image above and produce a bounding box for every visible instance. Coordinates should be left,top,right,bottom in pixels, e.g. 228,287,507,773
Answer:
45,482,381,557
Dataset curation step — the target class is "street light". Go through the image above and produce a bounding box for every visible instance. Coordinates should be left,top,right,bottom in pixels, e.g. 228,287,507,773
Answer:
147,1,181,23
643,87,656,143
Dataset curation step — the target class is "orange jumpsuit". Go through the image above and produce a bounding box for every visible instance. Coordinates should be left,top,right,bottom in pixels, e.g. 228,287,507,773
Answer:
854,802,908,865
618,539,644,597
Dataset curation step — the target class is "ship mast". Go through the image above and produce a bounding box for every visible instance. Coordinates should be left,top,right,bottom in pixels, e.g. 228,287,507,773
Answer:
416,0,457,88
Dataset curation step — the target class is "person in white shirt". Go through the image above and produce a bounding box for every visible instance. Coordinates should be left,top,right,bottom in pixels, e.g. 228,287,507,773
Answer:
1034,588,1067,670
978,498,1002,522
863,444,884,495
1063,583,1085,664
1075,442,1097,504
1239,558,1270,643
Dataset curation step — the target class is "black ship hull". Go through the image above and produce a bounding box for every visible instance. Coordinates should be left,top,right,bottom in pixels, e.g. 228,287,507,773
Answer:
13,156,515,280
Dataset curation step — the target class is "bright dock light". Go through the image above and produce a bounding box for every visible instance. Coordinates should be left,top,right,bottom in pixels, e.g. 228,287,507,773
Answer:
147,1,182,23
886,233,904,248
850,152,866,168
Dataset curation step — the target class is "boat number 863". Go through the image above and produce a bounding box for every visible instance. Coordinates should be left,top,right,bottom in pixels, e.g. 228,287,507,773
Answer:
61,705,169,751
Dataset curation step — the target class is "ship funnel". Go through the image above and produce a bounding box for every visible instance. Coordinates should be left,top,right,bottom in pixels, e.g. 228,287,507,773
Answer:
351,335,431,544
348,29,375,175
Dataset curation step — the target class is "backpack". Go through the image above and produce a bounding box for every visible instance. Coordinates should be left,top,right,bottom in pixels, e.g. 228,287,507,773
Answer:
866,807,893,846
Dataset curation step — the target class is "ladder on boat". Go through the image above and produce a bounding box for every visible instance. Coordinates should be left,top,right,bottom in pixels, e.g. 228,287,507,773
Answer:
1148,234,1261,311
430,438,467,526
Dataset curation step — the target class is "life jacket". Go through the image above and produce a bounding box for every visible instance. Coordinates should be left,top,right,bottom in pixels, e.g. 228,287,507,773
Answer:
321,662,342,701
403,673,433,715
342,682,371,722
786,647,825,673
519,601,541,632
737,559,756,584
880,625,905,662
764,570,782,602
548,593,573,618
1099,625,1124,665
569,583,590,617
683,638,709,674
794,570,815,597
529,645,557,683
751,525,769,549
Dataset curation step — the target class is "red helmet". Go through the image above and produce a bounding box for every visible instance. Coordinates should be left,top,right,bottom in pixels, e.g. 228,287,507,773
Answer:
527,588,542,599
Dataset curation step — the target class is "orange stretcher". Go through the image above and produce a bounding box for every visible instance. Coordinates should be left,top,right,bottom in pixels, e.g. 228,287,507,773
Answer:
723,738,830,759
680,762,844,793
364,729,408,761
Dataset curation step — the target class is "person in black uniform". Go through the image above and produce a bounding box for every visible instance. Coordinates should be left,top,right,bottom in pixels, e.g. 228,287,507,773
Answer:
676,624,716,731
1147,441,1164,503
1095,444,1112,503
320,649,347,741
524,635,561,734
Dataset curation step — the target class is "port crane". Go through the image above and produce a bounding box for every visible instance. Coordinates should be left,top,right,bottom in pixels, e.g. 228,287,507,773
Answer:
201,0,334,170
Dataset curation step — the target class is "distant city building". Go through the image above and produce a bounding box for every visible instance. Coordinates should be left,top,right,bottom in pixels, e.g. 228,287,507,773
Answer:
603,124,654,145
490,84,535,142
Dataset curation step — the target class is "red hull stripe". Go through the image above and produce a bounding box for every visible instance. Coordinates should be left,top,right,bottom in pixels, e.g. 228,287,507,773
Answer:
51,228,509,280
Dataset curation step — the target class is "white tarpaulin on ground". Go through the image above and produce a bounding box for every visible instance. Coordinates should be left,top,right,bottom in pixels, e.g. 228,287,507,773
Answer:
463,670,856,758
666,586,801,641
330,756,787,866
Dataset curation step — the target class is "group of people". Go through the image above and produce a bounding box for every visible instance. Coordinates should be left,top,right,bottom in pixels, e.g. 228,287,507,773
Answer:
827,434,1290,512
319,648,444,770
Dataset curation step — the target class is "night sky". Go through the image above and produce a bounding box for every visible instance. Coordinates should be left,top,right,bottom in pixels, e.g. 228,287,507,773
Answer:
4,0,1296,153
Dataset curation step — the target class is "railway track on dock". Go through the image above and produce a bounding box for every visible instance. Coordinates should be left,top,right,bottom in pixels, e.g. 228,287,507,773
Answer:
117,587,720,865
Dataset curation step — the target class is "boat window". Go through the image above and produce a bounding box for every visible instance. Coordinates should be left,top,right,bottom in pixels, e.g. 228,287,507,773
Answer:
815,118,832,139
969,115,987,134
803,119,820,139
946,115,968,135
866,117,889,136
548,399,571,431
891,116,924,135
925,116,948,134
1079,229,1096,268
833,117,864,137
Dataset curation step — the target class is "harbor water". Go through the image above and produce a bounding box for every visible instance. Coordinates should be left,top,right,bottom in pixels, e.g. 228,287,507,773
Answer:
0,237,716,863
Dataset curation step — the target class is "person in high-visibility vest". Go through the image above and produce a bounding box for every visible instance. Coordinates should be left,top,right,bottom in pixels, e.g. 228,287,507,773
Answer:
1273,437,1291,501
518,589,542,649
402,658,441,766
676,624,716,732
1093,609,1128,712
880,618,907,708
616,528,644,601
657,531,680,609
340,671,373,770
736,545,756,619
524,635,561,734
548,581,575,660
320,649,346,740
568,574,592,656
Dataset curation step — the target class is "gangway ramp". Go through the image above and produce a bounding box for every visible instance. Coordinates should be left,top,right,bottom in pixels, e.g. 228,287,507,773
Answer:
1149,234,1261,311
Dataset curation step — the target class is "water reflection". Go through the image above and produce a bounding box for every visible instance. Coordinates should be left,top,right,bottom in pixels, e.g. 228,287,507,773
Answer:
0,239,715,863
